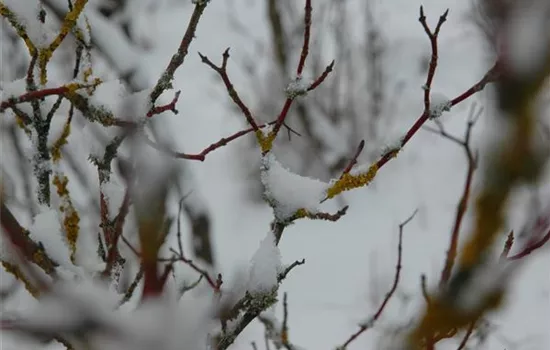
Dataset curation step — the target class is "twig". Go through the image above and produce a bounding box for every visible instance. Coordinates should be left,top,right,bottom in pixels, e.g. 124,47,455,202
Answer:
429,105,480,286
281,293,290,347
508,228,550,260
0,203,58,277
339,209,418,348
118,266,144,306
323,10,499,201
142,122,275,161
421,274,431,304
277,259,306,282
296,0,312,76
419,6,449,112
500,231,514,260
149,1,209,105
341,140,365,176
456,320,477,350
146,90,181,117
199,49,260,132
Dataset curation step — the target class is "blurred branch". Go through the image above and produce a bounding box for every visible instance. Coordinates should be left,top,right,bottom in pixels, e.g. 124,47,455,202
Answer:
338,209,417,349
423,105,481,286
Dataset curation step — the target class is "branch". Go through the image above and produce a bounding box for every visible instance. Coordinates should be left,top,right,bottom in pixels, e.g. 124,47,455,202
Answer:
296,0,312,76
324,11,500,200
339,209,417,349
149,1,209,105
199,49,261,132
419,6,449,112
429,105,480,286
0,202,58,277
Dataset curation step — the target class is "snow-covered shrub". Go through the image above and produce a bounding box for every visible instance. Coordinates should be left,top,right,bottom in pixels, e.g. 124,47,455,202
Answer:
1,1,550,350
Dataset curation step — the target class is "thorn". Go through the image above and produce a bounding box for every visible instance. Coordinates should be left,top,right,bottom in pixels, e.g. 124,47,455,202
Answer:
419,5,425,21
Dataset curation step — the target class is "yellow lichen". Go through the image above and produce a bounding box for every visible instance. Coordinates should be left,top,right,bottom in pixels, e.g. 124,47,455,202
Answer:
38,0,89,84
63,207,80,263
0,3,37,56
52,174,80,264
53,174,69,196
14,114,32,136
1,260,40,298
51,115,72,162
325,164,379,199
292,208,308,219
256,130,275,153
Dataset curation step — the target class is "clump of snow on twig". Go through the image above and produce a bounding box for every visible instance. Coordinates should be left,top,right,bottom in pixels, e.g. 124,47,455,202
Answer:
429,92,452,119
380,136,405,157
284,76,312,99
260,123,274,138
260,153,329,221
248,231,282,294
349,163,372,177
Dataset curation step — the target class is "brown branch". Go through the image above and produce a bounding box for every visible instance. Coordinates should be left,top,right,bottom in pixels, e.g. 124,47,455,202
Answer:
102,188,130,278
149,1,209,105
296,0,312,76
142,121,275,161
419,6,449,112
199,49,260,132
277,259,305,282
0,202,58,276
341,140,365,176
456,320,476,350
306,60,335,91
165,249,221,292
339,209,417,349
296,206,349,222
271,60,334,145
421,274,431,304
281,293,290,348
500,231,514,260
430,106,480,286
508,228,550,260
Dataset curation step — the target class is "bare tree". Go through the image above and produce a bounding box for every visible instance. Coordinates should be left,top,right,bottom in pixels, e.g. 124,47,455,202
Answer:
1,0,549,349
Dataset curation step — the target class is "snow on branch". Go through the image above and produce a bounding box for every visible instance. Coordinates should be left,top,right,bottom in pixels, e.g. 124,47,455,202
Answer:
260,153,328,222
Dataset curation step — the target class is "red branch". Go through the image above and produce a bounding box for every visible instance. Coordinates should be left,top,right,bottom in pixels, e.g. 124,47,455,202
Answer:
146,90,181,117
271,62,333,143
0,203,58,276
375,62,499,173
1,86,71,111
149,2,208,105
199,49,261,132
419,6,449,112
433,110,479,286
508,228,550,260
142,121,276,161
340,210,417,348
296,0,312,76
307,60,335,91
341,140,366,176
